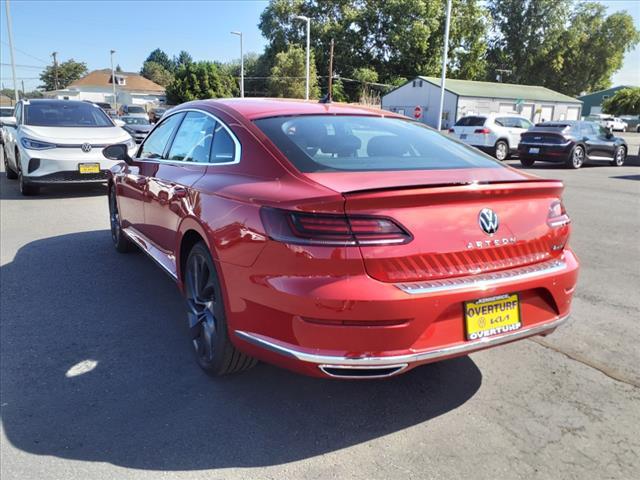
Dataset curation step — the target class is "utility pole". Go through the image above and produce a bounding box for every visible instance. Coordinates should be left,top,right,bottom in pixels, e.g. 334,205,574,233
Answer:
328,38,334,102
110,50,117,111
21,80,25,98
436,0,452,131
51,51,59,90
4,0,20,103
293,15,311,100
231,31,244,97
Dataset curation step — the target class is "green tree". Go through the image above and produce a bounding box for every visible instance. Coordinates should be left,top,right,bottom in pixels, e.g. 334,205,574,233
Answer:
352,67,379,102
268,45,319,98
174,50,194,69
38,59,88,90
165,61,237,103
141,61,174,87
602,87,640,116
487,0,639,96
259,0,489,98
331,78,348,102
144,48,174,72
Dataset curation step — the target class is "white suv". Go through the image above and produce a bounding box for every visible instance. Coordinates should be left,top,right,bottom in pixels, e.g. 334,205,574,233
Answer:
602,117,628,132
449,113,533,160
2,99,136,195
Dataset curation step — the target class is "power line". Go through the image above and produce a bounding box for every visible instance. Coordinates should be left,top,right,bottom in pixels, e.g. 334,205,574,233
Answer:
0,63,44,69
0,40,48,64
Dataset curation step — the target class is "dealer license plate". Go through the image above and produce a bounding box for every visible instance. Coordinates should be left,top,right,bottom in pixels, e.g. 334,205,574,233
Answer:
529,147,540,154
464,293,521,341
460,134,467,139
78,163,100,174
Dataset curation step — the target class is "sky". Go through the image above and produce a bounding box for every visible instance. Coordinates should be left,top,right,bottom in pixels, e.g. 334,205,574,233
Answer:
1,0,638,94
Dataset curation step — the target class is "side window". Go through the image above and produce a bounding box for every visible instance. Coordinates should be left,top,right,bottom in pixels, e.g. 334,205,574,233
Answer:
139,113,184,159
520,118,533,129
14,104,22,124
210,122,237,163
494,117,507,127
167,112,216,163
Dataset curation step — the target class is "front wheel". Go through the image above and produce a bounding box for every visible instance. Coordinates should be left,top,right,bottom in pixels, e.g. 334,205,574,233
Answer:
4,147,18,179
611,146,626,167
495,140,509,161
185,242,256,376
108,186,135,252
566,145,585,169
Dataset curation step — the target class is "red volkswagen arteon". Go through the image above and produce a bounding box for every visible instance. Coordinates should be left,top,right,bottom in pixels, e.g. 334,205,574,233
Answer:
103,99,579,379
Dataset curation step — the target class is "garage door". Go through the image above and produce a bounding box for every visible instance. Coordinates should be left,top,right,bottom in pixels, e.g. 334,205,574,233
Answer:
566,107,580,120
540,105,554,122
520,104,534,120
499,103,516,114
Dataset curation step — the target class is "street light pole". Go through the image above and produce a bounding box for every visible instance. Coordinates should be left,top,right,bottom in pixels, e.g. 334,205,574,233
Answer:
293,15,310,100
437,0,452,131
51,51,59,90
110,49,117,111
231,31,244,98
4,0,19,103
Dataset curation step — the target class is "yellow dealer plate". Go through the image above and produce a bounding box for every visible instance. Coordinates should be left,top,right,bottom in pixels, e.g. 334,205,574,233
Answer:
464,293,521,341
78,163,100,174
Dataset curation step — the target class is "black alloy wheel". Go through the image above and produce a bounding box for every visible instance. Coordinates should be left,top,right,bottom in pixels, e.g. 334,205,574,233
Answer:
611,146,626,166
109,186,135,252
567,145,585,169
184,242,256,376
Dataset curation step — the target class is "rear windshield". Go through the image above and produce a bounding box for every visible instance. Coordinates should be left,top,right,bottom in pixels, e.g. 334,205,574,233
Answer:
255,115,501,173
0,108,13,117
454,116,486,127
25,101,113,127
127,106,146,114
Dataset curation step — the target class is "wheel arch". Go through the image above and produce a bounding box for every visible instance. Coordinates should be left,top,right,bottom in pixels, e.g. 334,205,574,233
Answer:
176,218,214,288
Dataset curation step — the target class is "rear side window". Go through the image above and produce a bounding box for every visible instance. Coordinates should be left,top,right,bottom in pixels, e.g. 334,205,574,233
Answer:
167,112,215,163
210,123,236,163
139,113,184,159
255,115,501,173
455,116,486,127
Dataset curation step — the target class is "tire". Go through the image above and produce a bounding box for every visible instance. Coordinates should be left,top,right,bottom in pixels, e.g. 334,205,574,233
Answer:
520,157,535,167
184,242,256,376
610,146,626,167
495,140,509,161
17,150,39,195
566,145,585,169
108,186,136,252
4,146,18,179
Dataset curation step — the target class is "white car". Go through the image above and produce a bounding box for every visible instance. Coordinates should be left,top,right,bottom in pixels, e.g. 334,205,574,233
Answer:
601,117,628,132
449,113,534,160
2,99,136,195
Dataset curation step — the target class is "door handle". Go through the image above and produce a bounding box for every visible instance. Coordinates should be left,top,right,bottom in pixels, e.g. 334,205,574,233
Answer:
135,177,148,186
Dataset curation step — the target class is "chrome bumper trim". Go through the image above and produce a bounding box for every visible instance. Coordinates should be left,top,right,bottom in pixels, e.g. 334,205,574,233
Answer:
395,258,567,295
235,313,570,367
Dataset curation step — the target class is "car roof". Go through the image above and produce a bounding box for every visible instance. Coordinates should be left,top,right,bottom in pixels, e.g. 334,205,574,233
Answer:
179,98,406,121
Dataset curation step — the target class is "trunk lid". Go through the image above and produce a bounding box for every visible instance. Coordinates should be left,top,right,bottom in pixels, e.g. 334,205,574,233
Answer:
342,179,568,283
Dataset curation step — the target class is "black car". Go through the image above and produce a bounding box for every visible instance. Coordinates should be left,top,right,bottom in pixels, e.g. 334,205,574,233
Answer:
119,115,153,143
518,121,627,169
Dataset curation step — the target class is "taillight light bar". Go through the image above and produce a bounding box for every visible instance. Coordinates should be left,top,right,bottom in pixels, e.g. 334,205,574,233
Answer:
548,200,571,228
474,128,491,134
260,207,412,246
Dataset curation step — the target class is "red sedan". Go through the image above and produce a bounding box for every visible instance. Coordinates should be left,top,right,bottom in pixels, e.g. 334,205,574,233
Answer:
103,99,579,379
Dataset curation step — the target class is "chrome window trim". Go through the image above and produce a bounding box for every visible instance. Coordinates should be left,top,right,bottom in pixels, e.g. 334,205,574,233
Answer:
235,313,570,367
135,108,241,166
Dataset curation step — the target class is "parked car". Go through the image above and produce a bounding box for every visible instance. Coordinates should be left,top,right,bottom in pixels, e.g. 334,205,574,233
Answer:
2,99,136,195
518,121,627,169
84,100,117,118
449,113,534,160
0,106,14,145
120,115,153,143
148,107,167,123
601,116,628,132
118,104,148,120
103,99,579,379
619,115,640,132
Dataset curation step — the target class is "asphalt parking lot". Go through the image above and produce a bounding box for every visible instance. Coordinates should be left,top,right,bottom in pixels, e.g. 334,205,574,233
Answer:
1,134,639,480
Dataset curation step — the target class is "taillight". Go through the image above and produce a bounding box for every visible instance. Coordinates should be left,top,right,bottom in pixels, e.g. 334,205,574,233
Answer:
547,200,571,228
448,128,455,133
260,207,412,246
474,128,491,134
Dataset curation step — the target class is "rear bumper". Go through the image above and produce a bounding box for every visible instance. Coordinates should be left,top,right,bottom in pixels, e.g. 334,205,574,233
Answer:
228,249,579,379
518,143,573,162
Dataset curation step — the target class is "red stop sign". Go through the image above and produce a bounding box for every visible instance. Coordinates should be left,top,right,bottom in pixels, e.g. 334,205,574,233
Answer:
414,105,422,119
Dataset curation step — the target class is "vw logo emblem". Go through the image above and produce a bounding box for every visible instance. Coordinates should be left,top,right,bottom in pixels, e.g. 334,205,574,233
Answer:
81,143,92,153
478,208,499,235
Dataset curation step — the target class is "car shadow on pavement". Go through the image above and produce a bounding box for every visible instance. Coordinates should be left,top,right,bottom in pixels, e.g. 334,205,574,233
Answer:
0,231,482,471
0,175,107,200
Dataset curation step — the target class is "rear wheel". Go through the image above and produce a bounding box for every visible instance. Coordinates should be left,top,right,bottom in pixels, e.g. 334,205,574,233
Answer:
185,242,256,376
520,157,535,167
495,140,509,161
108,186,135,252
611,146,626,166
566,145,585,169
3,146,17,179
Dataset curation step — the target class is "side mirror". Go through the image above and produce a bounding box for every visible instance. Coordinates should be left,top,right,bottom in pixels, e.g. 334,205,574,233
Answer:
114,119,125,127
605,127,613,139
0,116,17,128
103,144,134,165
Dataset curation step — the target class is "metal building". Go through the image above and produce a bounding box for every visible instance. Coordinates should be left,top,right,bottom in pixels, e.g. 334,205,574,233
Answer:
382,76,582,129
